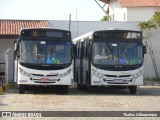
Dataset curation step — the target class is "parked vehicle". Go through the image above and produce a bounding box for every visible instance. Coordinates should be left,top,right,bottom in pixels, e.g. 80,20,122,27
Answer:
73,29,146,94
14,28,73,94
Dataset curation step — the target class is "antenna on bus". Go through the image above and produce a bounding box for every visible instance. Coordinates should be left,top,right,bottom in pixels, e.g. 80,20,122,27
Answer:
69,14,71,31
76,9,79,37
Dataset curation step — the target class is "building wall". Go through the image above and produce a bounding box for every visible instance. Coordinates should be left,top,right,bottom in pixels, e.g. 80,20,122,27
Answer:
108,0,127,21
127,7,160,21
0,39,15,83
108,0,160,21
144,29,160,78
49,20,139,38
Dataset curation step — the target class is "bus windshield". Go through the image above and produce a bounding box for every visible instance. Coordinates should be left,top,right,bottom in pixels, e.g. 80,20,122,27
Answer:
92,41,143,66
19,40,71,64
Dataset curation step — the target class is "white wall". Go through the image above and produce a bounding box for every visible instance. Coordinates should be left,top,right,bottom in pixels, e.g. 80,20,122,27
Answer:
49,21,139,38
127,7,160,21
144,29,160,78
108,0,160,21
109,0,127,21
0,39,15,83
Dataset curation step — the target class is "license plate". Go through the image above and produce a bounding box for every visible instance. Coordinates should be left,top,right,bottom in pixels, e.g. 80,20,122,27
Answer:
114,79,122,83
41,78,49,82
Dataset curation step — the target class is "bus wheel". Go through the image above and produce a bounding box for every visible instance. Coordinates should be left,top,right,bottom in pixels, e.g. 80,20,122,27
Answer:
18,85,25,94
62,86,68,94
58,86,68,94
129,86,137,94
82,85,88,91
77,84,82,90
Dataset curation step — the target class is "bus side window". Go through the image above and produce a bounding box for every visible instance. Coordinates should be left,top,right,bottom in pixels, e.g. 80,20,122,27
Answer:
84,39,88,58
76,42,78,59
83,42,85,58
77,41,80,59
75,43,78,58
81,41,84,59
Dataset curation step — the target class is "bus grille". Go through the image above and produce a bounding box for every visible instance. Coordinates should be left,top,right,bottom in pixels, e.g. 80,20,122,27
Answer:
30,78,60,83
105,75,131,77
103,79,132,84
31,74,58,77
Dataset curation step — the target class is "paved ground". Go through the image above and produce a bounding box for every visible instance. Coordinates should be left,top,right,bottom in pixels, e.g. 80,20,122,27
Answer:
0,84,160,120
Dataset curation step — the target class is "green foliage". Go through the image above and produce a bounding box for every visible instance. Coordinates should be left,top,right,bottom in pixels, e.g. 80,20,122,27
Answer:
152,12,160,27
139,20,156,30
100,15,109,21
139,13,160,30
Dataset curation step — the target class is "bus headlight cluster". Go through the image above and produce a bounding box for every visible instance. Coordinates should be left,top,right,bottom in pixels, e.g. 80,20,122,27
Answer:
132,69,143,78
91,68,104,78
19,68,32,77
59,68,71,78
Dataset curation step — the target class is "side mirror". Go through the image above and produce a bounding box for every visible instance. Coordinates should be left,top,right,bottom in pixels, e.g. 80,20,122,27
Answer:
72,44,77,59
87,45,91,59
15,41,21,58
73,44,76,55
143,45,147,54
88,46,91,54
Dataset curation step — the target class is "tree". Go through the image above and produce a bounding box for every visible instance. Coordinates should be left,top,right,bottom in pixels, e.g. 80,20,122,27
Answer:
139,20,156,30
152,12,160,28
100,15,109,21
139,12,160,30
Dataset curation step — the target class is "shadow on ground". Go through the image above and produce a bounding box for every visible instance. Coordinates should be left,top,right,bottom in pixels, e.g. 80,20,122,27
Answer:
6,84,160,96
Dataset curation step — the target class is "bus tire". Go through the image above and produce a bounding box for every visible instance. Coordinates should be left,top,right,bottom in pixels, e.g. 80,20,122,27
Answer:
77,84,82,90
62,86,68,94
82,85,88,91
129,86,137,94
58,86,68,94
18,85,25,94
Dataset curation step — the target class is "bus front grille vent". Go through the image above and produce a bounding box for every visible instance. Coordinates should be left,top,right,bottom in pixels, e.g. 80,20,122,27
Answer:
32,74,44,76
105,75,131,77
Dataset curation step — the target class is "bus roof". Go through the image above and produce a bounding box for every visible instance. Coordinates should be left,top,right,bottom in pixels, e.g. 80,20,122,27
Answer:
20,28,70,34
73,29,142,42
73,31,94,42
19,28,71,39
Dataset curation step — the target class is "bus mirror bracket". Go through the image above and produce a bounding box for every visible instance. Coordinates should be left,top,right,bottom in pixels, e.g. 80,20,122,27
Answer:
87,45,91,57
143,45,147,54
73,44,76,56
87,40,92,58
15,41,21,58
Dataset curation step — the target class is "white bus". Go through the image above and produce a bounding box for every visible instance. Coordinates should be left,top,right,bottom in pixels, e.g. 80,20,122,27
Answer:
14,28,73,94
73,30,146,94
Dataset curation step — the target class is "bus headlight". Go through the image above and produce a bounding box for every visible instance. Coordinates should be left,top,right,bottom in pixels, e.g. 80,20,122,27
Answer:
132,69,143,78
59,68,71,78
19,68,31,77
91,68,104,78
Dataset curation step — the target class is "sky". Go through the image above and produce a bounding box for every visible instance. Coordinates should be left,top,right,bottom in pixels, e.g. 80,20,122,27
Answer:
0,0,107,21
